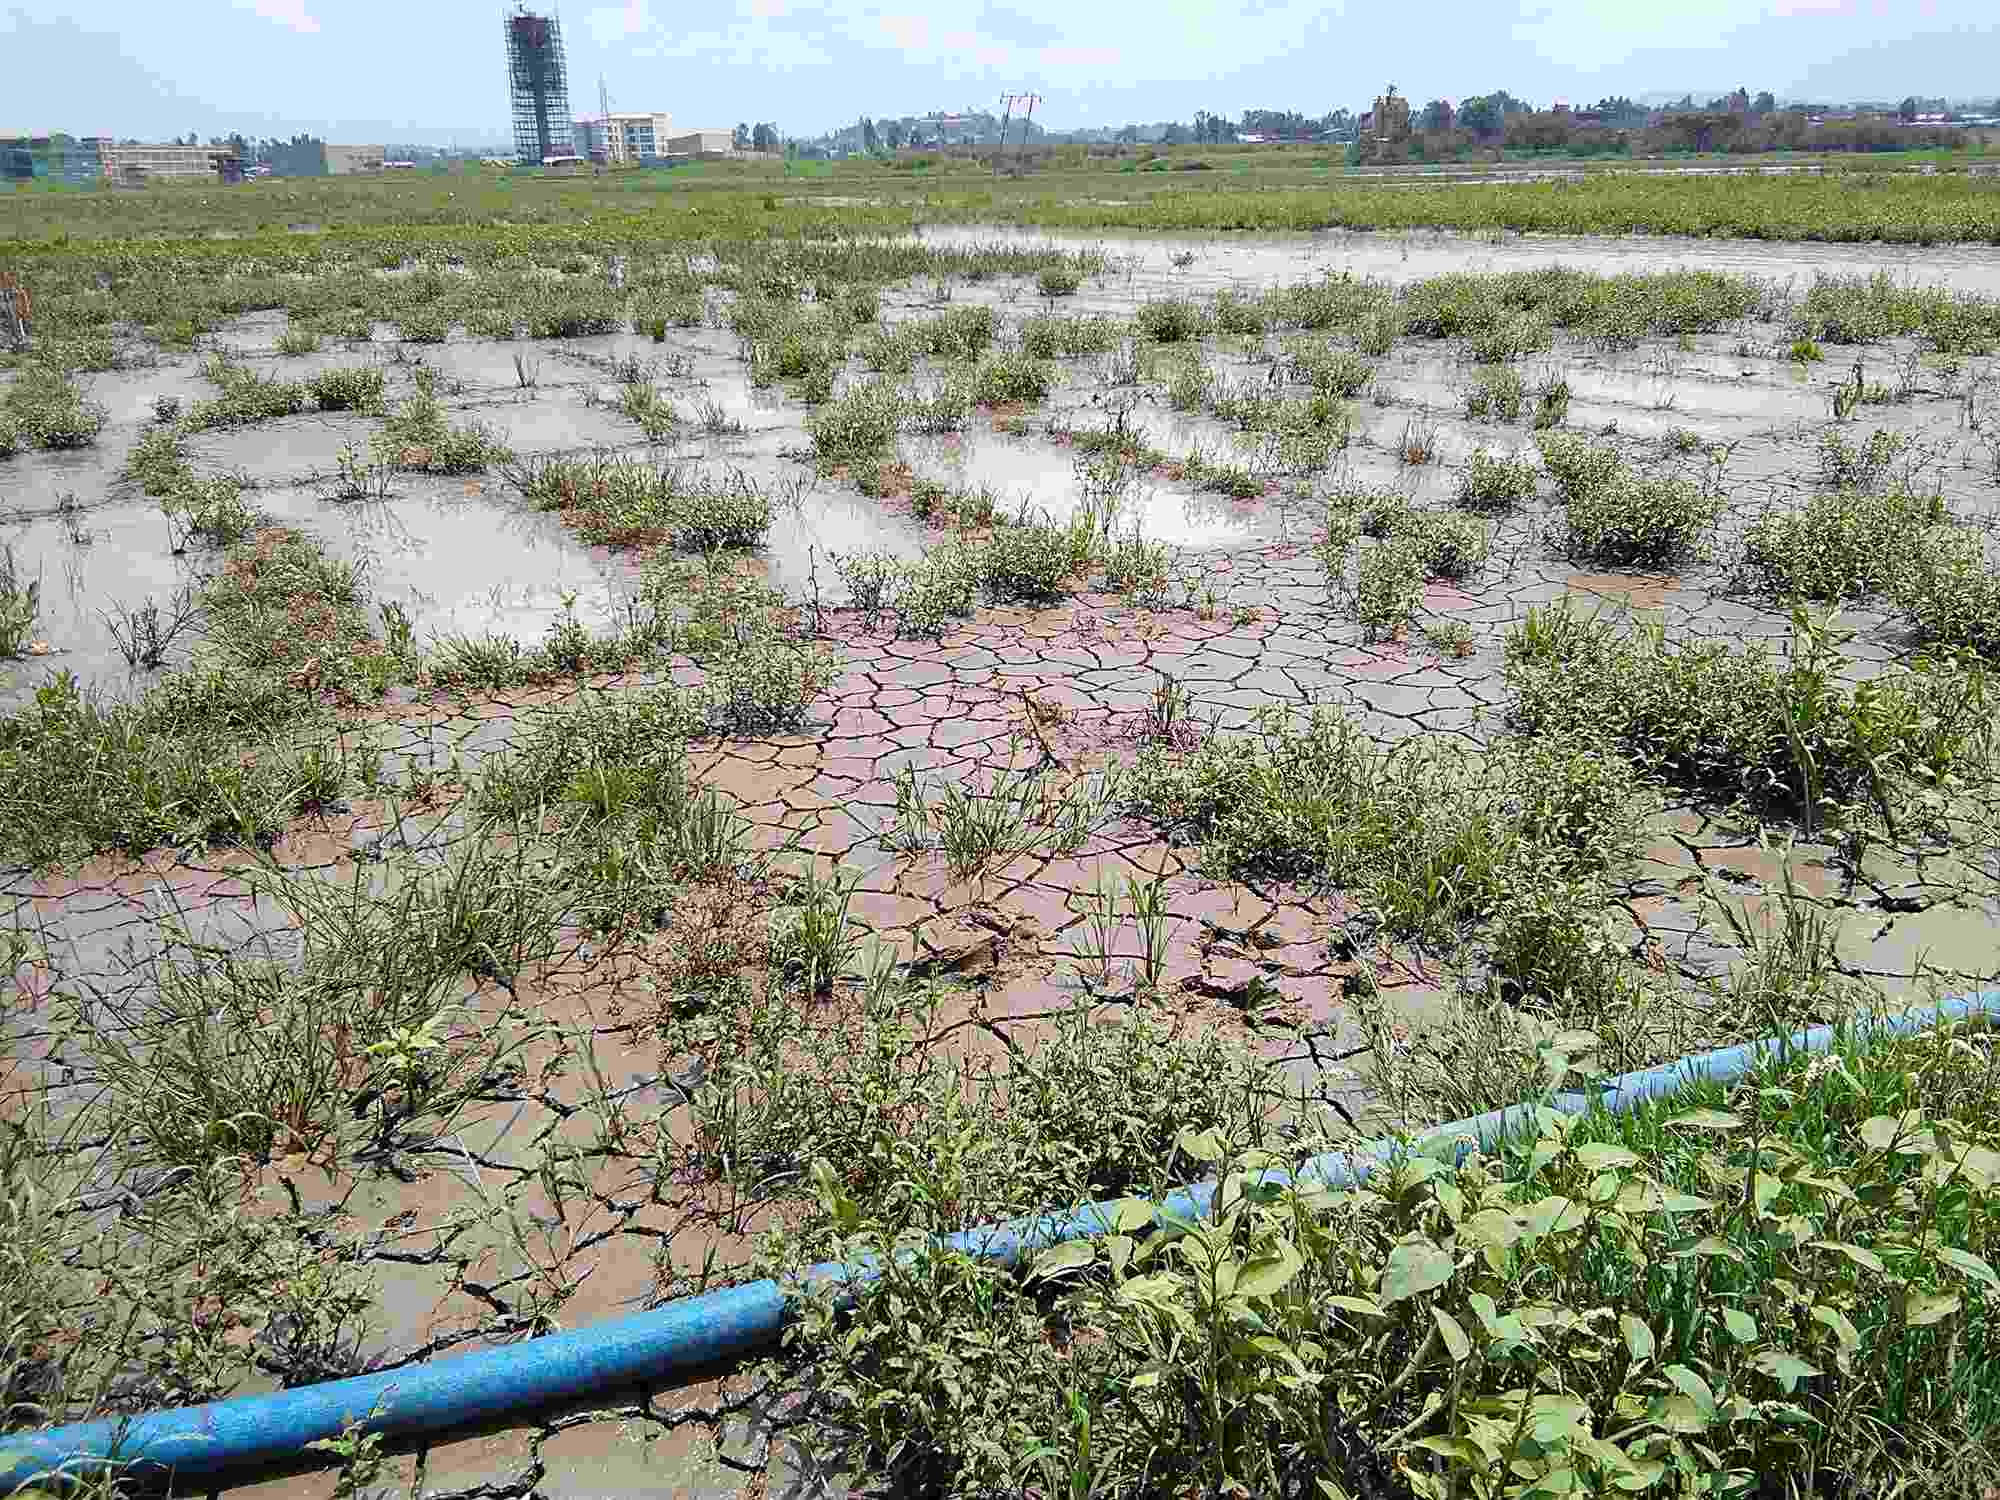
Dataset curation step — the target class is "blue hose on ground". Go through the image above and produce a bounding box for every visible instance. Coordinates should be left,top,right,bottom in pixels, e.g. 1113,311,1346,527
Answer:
6,987,1997,1493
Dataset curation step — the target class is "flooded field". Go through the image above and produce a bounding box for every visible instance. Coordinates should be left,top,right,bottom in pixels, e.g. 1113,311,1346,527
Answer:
3,224,1999,1497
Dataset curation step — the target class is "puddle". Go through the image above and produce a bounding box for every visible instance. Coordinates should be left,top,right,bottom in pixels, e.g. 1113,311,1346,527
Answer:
478,395,647,454
930,428,1270,547
0,503,206,712
0,445,127,517
184,413,379,477
4,476,650,709
255,480,646,647
406,342,566,391
760,491,932,597
71,366,209,428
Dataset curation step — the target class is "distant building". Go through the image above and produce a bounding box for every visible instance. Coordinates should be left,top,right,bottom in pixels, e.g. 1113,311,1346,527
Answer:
0,131,104,183
665,127,733,158
575,111,671,164
1367,92,1411,142
925,113,974,146
323,144,386,175
97,141,240,184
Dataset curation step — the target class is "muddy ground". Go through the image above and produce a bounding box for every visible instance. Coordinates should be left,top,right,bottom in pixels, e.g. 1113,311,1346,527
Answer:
3,227,1998,1498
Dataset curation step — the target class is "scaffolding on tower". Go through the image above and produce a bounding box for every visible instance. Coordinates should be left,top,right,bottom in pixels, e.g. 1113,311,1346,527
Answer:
503,5,574,166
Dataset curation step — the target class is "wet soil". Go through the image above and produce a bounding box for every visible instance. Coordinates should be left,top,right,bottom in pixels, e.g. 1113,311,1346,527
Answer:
5,228,1998,1497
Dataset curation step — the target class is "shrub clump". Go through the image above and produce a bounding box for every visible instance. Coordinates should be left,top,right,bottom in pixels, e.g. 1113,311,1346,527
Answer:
304,366,386,413
1286,338,1374,397
1463,365,1525,421
1457,448,1538,511
1134,298,1210,343
1,365,109,449
1741,487,1942,601
381,394,512,474
183,357,308,431
1891,524,2000,660
1035,264,1083,298
1536,431,1721,567
806,380,904,467
1505,601,1993,822
1127,706,1646,942
1019,315,1122,359
967,351,1053,407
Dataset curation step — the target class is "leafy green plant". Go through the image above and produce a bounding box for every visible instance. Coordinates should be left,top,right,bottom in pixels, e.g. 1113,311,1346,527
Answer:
1164,353,1214,413
1505,601,1993,827
165,477,260,548
502,454,772,550
1457,448,1538,511
807,379,904,467
1891,523,2000,660
767,864,865,995
1009,1020,2000,1500
1,365,107,449
1537,432,1723,567
705,638,839,733
0,545,43,658
977,517,1091,604
1816,427,1911,491
1134,298,1210,343
380,392,512,473
889,763,1117,877
1463,365,1524,421
1037,264,1084,298
1531,365,1572,429
1741,486,1942,600
305,366,385,413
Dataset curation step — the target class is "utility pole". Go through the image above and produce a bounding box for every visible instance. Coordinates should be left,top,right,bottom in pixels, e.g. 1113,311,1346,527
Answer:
998,92,1041,174
1017,92,1041,166
996,94,1016,174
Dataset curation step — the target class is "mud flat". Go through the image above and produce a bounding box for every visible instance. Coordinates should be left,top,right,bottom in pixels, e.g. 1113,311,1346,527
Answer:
3,227,1997,1497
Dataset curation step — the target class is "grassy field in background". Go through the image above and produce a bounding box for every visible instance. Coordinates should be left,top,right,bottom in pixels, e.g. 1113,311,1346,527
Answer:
6,146,2000,246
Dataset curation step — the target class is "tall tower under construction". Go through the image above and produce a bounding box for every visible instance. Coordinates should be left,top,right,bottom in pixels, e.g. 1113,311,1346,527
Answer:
503,6,573,165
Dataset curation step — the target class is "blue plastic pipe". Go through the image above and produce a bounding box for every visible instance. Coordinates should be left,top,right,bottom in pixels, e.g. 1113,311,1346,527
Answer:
6,987,1996,1494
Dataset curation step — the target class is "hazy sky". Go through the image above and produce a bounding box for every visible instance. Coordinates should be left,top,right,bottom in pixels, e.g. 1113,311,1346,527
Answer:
3,0,1993,146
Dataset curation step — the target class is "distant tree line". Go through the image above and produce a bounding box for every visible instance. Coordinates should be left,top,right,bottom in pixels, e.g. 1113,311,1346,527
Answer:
1360,90,1970,163
798,106,1361,156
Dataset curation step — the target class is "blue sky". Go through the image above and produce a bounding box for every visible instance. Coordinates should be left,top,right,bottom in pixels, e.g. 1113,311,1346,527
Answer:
3,0,1993,146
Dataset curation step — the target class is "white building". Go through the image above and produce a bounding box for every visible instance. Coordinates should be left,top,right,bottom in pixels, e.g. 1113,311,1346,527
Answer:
576,111,672,163
665,127,733,158
324,144,386,175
